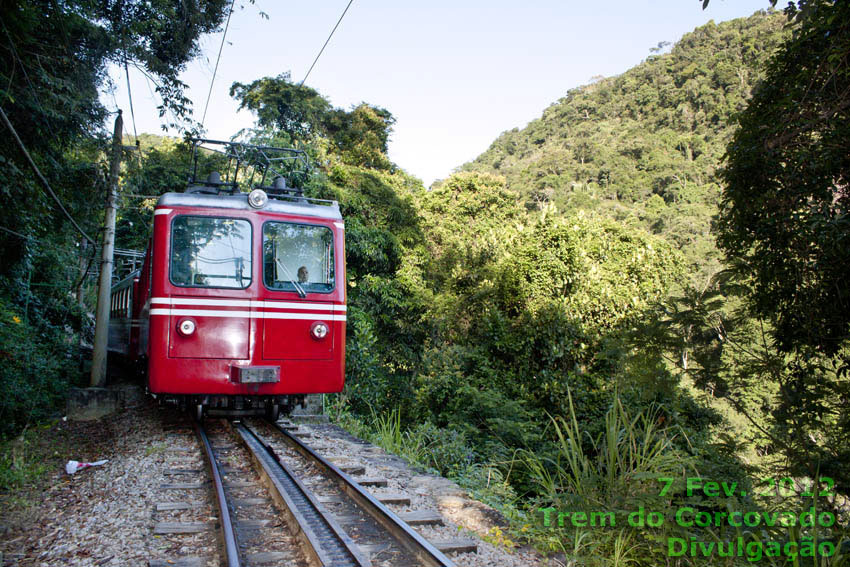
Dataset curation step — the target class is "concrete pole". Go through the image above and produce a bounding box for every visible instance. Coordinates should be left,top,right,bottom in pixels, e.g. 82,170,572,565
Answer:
90,111,122,388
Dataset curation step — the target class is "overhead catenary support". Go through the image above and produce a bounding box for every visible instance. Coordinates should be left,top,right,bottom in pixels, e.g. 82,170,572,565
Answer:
90,111,123,388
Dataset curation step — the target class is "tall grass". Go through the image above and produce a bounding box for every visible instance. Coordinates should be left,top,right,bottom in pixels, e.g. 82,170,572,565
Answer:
519,390,850,566
525,389,693,509
520,389,695,564
369,407,429,465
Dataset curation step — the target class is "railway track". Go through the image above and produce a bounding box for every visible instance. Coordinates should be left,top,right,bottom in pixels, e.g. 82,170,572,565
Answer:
153,417,466,567
248,418,465,566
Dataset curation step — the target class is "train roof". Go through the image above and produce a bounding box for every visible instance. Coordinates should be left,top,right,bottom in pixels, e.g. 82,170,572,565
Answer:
157,192,342,222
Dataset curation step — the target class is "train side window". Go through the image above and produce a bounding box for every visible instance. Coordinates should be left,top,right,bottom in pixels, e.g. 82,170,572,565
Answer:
170,216,252,289
263,222,335,294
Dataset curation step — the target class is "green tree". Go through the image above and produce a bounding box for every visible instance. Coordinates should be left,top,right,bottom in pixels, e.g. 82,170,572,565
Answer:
718,0,850,355
231,74,395,169
231,73,333,141
716,0,850,489
0,0,243,435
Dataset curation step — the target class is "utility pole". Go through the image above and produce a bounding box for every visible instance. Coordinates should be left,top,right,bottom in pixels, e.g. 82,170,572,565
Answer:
90,111,122,388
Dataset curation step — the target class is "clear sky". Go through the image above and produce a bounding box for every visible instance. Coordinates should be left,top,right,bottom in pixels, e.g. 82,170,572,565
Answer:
106,0,772,187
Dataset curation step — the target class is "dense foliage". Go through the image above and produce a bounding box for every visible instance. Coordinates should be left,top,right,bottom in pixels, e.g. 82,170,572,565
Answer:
463,11,788,284
459,6,850,561
717,0,850,490
217,76,709,499
719,0,850,355
0,0,239,433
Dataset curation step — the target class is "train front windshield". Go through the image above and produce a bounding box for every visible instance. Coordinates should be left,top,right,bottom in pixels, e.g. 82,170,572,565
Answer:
170,216,252,288
263,222,335,294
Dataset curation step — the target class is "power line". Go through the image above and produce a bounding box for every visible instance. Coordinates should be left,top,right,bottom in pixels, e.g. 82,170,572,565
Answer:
124,57,139,143
141,68,169,133
121,57,146,196
0,105,96,245
0,225,35,242
300,0,355,87
131,60,182,132
201,0,236,131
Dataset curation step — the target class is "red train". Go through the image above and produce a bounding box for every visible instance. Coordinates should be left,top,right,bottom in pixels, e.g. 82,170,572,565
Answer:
108,142,346,419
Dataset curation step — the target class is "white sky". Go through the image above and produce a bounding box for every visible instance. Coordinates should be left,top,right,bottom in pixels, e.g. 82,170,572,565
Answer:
105,0,772,187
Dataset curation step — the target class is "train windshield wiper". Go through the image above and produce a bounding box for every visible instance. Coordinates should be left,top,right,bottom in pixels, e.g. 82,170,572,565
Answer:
275,258,307,298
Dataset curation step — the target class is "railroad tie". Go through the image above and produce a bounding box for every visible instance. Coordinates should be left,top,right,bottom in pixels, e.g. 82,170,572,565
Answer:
153,522,215,535
339,465,365,475
431,539,479,554
374,493,411,506
400,510,444,526
155,501,204,511
356,542,391,555
235,519,272,530
325,455,351,463
160,481,207,489
163,468,202,476
231,497,267,507
331,513,365,525
317,494,345,504
148,556,206,567
223,480,255,489
244,551,295,565
356,477,387,487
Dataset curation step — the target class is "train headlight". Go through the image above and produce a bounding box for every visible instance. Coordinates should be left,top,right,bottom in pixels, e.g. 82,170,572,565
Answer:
178,319,196,336
248,189,268,209
310,321,329,340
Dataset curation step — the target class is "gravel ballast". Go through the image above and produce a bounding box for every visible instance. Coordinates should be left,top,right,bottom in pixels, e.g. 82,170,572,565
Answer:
0,397,555,567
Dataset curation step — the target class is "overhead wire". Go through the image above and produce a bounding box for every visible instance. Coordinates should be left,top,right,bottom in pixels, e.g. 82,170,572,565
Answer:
0,225,36,242
133,61,183,132
122,59,147,200
300,0,355,87
141,69,169,133
201,0,236,131
124,58,138,142
0,105,96,245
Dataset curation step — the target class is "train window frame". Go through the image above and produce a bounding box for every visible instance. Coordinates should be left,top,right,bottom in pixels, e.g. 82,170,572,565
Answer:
261,220,336,295
168,214,254,290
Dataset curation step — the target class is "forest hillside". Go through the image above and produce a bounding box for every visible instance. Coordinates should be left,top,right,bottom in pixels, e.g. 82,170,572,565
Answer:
463,11,787,283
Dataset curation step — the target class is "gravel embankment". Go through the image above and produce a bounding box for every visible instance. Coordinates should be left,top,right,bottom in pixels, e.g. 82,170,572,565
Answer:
0,401,218,566
0,396,554,567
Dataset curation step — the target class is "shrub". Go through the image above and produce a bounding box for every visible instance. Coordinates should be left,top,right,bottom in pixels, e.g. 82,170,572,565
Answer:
0,295,80,438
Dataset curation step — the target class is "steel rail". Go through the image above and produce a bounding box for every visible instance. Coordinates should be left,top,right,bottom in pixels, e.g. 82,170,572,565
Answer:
194,420,241,567
266,420,456,567
232,421,370,567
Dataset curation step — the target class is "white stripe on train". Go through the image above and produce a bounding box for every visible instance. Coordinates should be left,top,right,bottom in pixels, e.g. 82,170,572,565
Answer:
149,308,346,321
150,297,346,311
